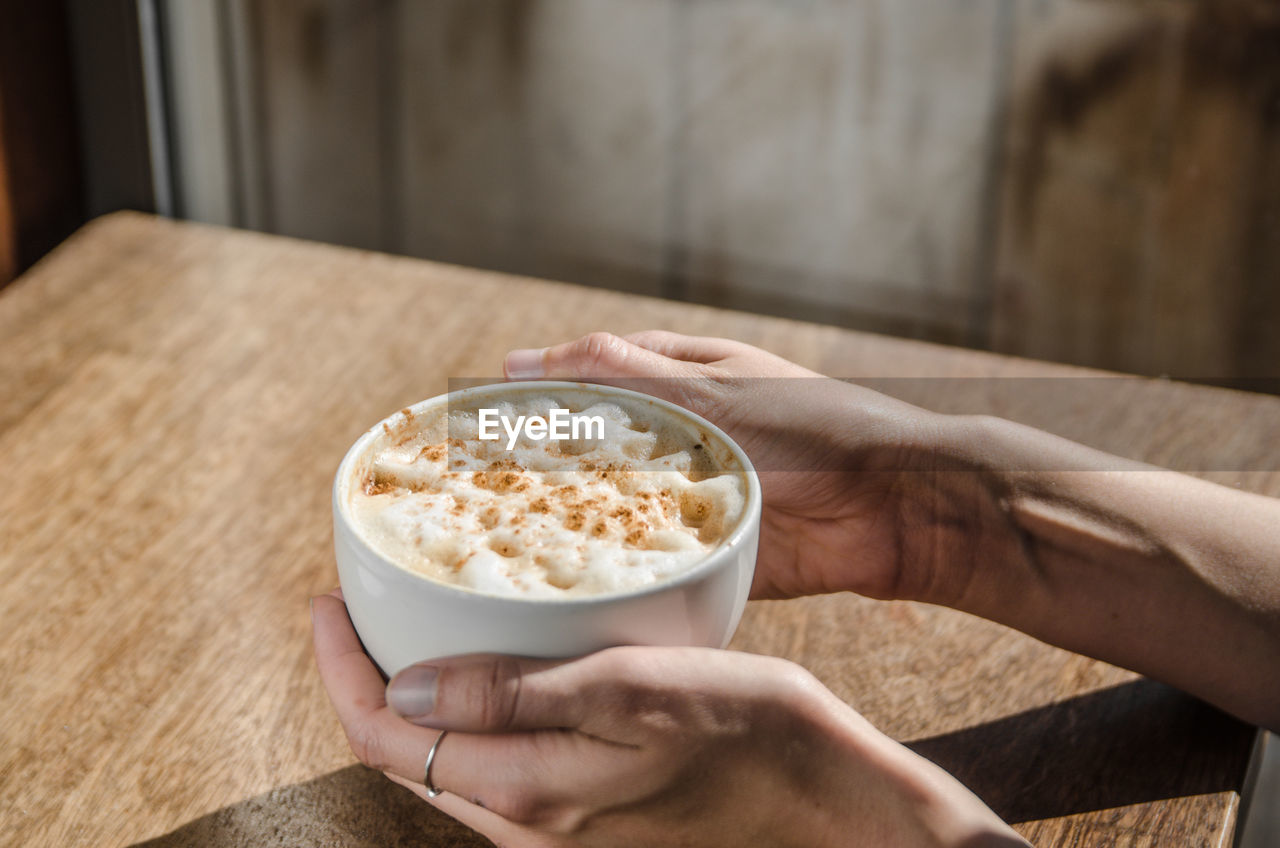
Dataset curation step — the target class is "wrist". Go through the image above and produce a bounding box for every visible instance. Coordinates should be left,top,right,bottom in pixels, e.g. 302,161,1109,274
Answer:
882,412,1017,608
801,687,1027,848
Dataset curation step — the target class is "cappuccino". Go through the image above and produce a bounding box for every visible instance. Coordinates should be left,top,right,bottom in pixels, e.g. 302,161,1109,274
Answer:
347,391,746,598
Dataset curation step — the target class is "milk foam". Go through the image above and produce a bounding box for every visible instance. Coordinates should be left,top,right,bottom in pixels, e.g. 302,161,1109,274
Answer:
348,394,746,598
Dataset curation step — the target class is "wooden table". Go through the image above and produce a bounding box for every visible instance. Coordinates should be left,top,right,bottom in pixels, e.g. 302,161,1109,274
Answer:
2,213,1272,847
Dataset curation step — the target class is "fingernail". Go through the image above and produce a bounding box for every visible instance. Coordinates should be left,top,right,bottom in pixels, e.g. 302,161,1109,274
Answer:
387,665,438,719
504,348,545,379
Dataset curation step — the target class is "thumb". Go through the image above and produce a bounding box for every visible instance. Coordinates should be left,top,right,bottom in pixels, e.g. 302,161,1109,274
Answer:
504,332,700,384
386,654,590,733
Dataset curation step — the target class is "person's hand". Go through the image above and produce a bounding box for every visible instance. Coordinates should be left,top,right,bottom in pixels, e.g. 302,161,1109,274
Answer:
313,591,1025,848
502,331,956,602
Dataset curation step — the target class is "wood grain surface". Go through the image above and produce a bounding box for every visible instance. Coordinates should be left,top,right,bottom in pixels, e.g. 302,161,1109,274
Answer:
1,213,1271,847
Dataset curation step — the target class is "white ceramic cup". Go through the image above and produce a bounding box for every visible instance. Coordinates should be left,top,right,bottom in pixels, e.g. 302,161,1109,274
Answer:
333,381,762,676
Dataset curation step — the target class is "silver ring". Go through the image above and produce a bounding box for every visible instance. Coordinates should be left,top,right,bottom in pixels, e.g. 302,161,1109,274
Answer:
423,730,448,798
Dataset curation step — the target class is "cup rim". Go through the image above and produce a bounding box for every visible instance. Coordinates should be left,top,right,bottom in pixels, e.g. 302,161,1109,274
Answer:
333,380,761,607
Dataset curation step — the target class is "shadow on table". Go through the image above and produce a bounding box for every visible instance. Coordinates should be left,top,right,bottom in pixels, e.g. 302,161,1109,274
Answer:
129,764,492,848
907,678,1256,824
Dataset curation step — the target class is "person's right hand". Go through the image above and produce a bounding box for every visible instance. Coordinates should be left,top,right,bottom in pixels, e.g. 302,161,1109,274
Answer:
502,331,955,603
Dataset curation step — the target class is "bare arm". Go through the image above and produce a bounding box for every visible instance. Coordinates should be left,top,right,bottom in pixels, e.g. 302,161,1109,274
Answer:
905,414,1280,730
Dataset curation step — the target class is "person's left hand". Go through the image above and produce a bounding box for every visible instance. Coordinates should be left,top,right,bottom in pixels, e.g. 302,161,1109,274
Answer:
312,591,1024,848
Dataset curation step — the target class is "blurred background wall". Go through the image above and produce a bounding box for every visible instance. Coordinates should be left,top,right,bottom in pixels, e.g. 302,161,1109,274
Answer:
3,0,1278,385
166,0,1280,385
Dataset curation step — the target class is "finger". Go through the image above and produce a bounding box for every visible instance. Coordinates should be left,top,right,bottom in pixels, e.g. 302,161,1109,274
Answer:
386,654,597,733
378,727,645,831
312,593,389,724
622,330,746,364
385,647,785,744
415,731,636,830
629,330,824,381
384,771,503,830
312,594,448,775
385,771,557,848
504,331,700,385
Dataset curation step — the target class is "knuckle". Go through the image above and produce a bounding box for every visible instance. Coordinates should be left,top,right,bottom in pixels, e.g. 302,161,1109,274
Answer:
543,805,590,836
764,658,826,712
624,329,669,348
575,332,625,370
346,722,391,772
787,661,825,696
486,789,553,826
475,656,524,731
579,650,646,703
591,645,649,679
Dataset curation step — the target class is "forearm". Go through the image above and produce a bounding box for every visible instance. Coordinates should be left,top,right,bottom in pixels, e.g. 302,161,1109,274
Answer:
907,414,1280,730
